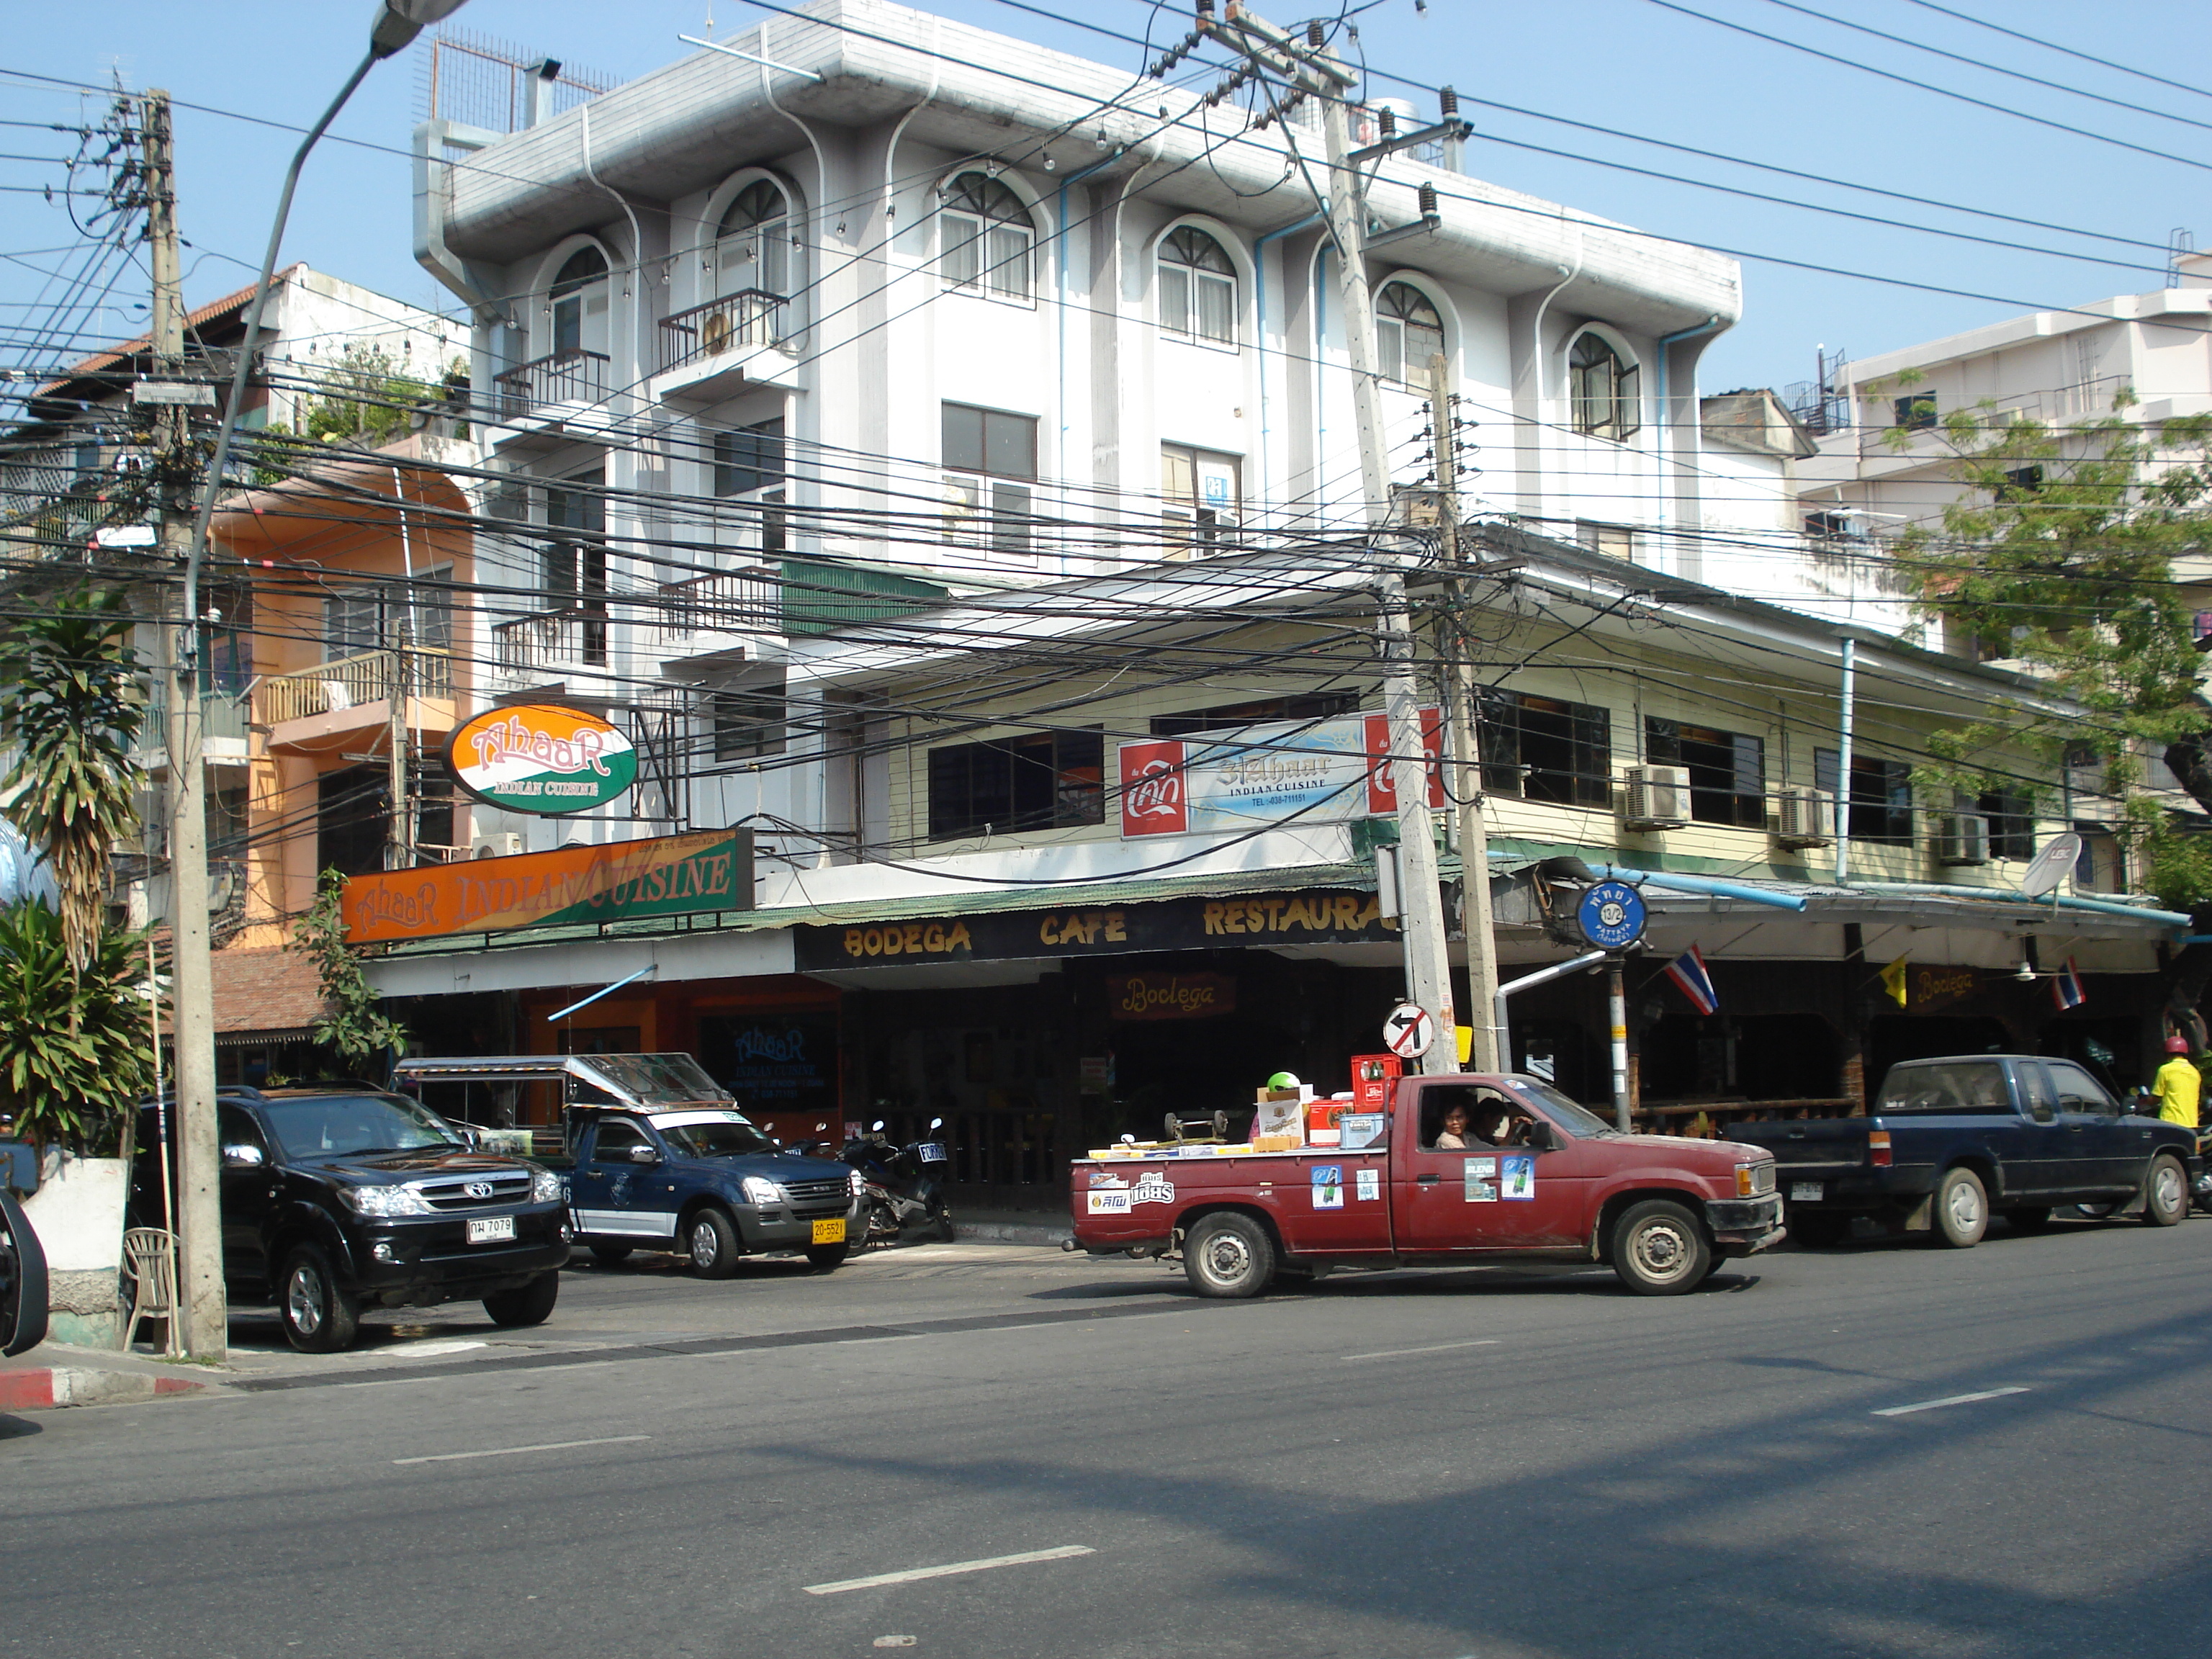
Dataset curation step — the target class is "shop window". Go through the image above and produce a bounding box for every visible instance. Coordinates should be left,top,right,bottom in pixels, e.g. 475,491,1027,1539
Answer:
324,570,454,657
1151,692,1359,738
1375,281,1444,388
316,765,388,878
927,728,1104,839
1158,227,1237,346
1647,718,1765,828
2074,823,2126,893
1893,392,1937,431
943,402,1038,557
714,417,788,556
1481,692,1611,808
323,588,383,659
708,681,786,763
548,246,610,357
1160,444,1241,556
1815,749,1915,842
1568,331,1640,442
941,173,1034,302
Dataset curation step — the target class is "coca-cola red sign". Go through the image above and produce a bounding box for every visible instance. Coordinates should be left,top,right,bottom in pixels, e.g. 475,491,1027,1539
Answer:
1119,739,1189,836
1362,710,1446,814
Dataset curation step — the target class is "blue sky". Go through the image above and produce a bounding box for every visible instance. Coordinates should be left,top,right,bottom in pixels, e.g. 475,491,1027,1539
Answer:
5,0,2209,398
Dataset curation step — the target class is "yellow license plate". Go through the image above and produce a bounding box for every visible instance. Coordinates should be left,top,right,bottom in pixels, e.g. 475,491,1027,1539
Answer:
811,1218,846,1244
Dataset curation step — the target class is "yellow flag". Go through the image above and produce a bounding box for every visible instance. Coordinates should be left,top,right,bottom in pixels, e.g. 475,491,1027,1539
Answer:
1879,955,1910,1007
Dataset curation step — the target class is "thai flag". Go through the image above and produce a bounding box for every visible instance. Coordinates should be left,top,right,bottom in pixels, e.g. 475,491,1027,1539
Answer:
2051,957,2087,1011
1664,945,1719,1016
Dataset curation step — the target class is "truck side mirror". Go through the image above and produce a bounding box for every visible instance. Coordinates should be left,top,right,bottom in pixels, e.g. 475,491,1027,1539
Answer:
627,1144,660,1164
221,1143,264,1169
1524,1120,1560,1152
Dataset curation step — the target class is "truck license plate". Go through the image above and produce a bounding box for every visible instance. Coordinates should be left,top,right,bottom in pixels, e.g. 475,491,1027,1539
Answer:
811,1218,846,1244
467,1215,516,1244
1789,1183,1823,1203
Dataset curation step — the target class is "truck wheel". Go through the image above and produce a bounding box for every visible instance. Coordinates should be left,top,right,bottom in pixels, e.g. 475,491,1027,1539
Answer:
483,1272,559,1328
805,1244,849,1270
685,1208,741,1280
278,1244,359,1353
1183,1213,1274,1299
2002,1207,2052,1233
1933,1167,1988,1248
1610,1200,1710,1295
2141,1155,2188,1228
1789,1210,1849,1248
589,1244,633,1266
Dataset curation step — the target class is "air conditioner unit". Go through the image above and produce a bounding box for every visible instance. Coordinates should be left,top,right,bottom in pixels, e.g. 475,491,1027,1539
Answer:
472,833,526,860
1938,813,1991,867
1775,786,1835,849
1624,765,1691,830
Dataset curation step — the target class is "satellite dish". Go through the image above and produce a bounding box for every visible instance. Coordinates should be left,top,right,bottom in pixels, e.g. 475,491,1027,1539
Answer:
2020,832,2083,901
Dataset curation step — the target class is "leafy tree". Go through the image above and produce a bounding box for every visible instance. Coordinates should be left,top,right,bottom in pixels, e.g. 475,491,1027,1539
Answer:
288,868,406,1078
0,901,158,1151
0,589,148,975
249,346,469,485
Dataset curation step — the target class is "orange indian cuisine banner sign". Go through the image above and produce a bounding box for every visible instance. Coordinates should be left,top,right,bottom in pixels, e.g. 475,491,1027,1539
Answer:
341,830,754,944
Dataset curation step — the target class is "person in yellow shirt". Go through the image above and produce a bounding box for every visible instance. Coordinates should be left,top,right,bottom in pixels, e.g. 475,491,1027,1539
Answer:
2152,1035,2201,1128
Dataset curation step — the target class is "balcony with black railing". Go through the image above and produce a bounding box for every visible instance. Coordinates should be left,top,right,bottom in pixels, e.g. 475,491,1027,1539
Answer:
492,347,609,419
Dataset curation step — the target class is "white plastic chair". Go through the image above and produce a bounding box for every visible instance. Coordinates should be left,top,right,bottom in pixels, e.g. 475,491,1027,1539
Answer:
118,1228,176,1353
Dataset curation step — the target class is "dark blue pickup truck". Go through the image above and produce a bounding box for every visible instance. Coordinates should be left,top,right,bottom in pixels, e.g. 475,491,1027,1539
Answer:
393,1053,862,1279
1729,1053,2198,1246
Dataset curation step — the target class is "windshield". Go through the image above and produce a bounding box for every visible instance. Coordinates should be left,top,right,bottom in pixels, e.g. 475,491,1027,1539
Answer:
649,1110,778,1158
1502,1077,1617,1137
259,1094,465,1158
573,1053,733,1108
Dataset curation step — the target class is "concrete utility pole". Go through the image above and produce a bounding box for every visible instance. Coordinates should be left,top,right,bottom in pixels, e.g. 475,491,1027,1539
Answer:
143,89,225,1361
1209,6,1458,1071
1429,352,1501,1072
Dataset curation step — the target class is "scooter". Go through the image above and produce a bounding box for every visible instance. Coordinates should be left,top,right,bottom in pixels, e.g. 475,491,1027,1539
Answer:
2193,1124,2212,1215
841,1119,956,1246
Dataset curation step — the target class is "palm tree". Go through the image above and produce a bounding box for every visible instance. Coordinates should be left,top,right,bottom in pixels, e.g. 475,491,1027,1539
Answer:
0,589,148,974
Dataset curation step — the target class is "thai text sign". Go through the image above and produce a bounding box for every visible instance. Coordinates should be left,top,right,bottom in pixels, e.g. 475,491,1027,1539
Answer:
1107,972,1236,1021
445,703,637,816
1118,709,1442,838
343,830,753,944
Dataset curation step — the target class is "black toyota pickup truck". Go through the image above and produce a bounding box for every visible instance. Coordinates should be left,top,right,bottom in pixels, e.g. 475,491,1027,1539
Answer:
1729,1053,2199,1246
132,1085,571,1352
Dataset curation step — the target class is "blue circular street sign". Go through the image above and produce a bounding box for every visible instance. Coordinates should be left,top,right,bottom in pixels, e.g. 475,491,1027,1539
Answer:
1578,880,1647,950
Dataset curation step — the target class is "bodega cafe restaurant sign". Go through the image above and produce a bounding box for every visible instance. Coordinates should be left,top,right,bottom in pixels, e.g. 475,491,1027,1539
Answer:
446,703,637,815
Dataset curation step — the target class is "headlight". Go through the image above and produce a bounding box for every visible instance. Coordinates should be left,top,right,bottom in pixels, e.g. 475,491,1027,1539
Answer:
848,1168,866,1197
531,1168,563,1205
740,1175,784,1206
339,1184,433,1218
1735,1162,1776,1198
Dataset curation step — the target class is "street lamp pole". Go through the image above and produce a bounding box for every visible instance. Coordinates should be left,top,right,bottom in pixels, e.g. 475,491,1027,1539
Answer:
166,0,469,1361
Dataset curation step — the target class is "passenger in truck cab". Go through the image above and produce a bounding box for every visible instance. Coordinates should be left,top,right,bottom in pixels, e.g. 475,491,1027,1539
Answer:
1424,1089,1538,1149
1435,1104,1475,1148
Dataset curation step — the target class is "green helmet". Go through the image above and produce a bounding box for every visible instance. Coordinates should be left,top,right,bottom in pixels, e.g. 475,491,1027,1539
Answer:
1267,1071,1301,1090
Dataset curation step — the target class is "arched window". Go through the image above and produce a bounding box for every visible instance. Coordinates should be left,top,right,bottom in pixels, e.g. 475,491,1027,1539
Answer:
549,246,609,358
1159,227,1237,346
1568,331,1640,442
716,180,791,299
942,173,1034,301
1375,280,1444,387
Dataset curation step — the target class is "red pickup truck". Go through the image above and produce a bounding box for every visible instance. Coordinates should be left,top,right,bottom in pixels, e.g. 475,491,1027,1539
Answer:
1069,1073,1784,1297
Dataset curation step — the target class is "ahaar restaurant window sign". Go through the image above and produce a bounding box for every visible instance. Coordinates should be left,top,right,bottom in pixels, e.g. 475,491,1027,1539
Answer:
1118,709,1442,838
446,703,637,816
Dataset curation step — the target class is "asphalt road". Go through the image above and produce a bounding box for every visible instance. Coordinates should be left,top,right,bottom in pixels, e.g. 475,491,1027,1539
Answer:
7,1216,2212,1659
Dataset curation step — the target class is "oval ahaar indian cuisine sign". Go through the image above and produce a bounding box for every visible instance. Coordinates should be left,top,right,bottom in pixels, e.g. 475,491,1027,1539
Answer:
445,703,637,816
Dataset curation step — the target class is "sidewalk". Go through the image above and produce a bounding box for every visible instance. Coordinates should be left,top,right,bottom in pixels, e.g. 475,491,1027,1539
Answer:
0,1339,223,1412
953,1208,1070,1248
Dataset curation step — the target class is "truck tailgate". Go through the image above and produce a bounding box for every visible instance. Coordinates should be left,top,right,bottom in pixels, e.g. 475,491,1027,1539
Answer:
1727,1119,1866,1177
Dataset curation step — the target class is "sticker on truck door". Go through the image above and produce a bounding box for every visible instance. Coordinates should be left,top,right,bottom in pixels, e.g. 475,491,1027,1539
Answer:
1129,1172,1174,1205
1498,1155,1535,1200
1311,1165,1343,1209
1464,1157,1497,1202
1087,1190,1134,1215
1355,1168,1380,1202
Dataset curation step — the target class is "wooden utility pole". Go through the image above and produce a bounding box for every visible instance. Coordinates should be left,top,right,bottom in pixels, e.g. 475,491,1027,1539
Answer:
1429,351,1501,1072
142,89,226,1360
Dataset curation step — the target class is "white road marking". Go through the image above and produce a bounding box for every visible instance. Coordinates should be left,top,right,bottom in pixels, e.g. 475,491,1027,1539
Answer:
383,1339,485,1357
393,1434,650,1465
1872,1386,2031,1418
804,1545,1095,1596
1341,1339,1501,1362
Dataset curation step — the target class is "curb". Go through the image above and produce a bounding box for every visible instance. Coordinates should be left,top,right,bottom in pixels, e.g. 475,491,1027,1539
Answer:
953,1221,1069,1247
0,1366,208,1413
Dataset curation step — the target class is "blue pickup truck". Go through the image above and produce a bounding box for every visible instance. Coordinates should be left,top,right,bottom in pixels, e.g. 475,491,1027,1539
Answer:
392,1053,863,1278
1728,1053,2198,1246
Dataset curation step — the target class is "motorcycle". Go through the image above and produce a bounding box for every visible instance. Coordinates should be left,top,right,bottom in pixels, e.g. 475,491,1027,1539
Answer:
840,1119,956,1246
2194,1124,2212,1215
